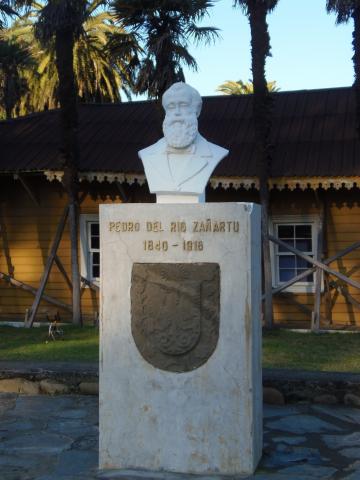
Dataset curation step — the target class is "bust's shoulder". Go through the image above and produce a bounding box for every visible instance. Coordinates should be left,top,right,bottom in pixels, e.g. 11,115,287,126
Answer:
139,138,166,159
197,135,228,159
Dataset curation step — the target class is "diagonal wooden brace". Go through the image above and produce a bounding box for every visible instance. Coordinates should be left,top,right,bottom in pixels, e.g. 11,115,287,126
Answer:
269,235,360,291
25,205,69,328
267,240,360,297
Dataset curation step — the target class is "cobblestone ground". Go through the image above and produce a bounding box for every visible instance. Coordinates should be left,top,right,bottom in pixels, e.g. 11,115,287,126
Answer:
1,394,360,479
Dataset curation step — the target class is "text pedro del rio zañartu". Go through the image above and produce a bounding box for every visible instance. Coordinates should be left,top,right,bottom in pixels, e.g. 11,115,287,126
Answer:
108,218,240,253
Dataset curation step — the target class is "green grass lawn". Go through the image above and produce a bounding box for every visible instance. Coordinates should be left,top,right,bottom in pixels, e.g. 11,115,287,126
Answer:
263,329,360,373
0,325,99,362
1,325,360,372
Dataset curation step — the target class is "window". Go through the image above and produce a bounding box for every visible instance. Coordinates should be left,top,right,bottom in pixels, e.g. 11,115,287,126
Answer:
80,214,100,283
270,215,319,293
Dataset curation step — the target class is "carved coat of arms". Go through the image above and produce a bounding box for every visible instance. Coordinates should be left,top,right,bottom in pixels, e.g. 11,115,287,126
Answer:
131,263,220,373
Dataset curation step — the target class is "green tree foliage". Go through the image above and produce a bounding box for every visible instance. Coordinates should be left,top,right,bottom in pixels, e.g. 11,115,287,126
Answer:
217,79,279,95
1,1,136,117
110,0,218,99
0,37,33,118
0,1,33,28
326,1,360,137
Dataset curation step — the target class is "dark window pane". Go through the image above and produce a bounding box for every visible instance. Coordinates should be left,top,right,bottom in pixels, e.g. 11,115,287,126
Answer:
92,265,100,278
278,225,294,239
295,225,312,238
91,236,99,249
92,252,100,265
279,256,295,268
296,239,312,252
278,239,294,252
91,223,99,235
297,270,313,282
297,257,313,269
279,269,296,281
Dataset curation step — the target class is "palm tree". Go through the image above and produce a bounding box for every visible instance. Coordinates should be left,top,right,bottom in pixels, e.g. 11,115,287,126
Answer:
0,0,33,28
233,0,279,328
34,0,90,326
4,3,136,115
110,0,218,99
0,37,33,118
326,1,360,138
217,79,279,95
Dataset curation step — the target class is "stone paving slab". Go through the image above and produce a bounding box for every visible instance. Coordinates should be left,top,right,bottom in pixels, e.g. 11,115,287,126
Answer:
1,394,360,479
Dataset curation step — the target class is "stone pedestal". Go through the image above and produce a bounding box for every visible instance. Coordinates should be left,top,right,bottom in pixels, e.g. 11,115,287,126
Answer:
99,202,262,476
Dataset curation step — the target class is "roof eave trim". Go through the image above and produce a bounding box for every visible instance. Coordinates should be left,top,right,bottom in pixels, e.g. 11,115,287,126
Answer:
43,171,359,191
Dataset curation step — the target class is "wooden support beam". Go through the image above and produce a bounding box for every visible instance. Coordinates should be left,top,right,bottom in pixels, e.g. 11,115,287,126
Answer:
25,206,69,327
324,273,333,326
0,272,72,312
321,195,332,326
14,174,40,206
269,235,360,291
312,194,325,331
329,265,360,290
0,204,14,277
81,275,99,291
338,285,360,311
279,291,327,324
267,240,360,298
270,267,316,297
54,255,72,290
115,181,128,203
79,190,88,205
69,202,82,326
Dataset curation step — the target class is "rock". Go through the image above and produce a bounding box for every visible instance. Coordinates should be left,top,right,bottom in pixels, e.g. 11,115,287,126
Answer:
79,382,99,395
40,379,70,395
340,447,360,458
286,389,313,402
323,432,360,449
344,393,360,408
279,464,337,478
267,414,343,434
0,378,40,395
0,394,17,416
263,387,285,405
314,394,338,405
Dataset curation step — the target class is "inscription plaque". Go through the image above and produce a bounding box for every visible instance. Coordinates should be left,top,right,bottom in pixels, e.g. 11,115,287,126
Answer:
131,263,220,373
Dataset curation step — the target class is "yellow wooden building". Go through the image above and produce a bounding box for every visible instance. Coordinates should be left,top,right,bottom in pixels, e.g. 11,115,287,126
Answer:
0,87,359,327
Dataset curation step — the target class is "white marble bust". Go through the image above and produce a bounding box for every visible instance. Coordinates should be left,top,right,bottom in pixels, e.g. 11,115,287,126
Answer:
138,82,229,203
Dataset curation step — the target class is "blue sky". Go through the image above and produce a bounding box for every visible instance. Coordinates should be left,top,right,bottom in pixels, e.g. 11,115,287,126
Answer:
178,0,354,97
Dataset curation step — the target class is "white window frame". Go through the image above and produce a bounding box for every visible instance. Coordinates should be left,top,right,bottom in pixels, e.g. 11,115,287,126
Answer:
270,214,320,293
80,214,100,285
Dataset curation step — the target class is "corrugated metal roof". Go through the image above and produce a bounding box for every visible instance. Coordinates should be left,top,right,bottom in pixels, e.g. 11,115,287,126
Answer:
1,86,360,177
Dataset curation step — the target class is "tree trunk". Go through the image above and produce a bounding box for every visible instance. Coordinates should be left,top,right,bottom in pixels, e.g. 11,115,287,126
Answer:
248,3,273,328
353,7,360,140
55,28,82,326
4,74,13,120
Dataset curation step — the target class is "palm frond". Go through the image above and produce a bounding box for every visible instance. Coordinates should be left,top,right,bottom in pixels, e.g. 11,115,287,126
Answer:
111,0,218,98
186,24,219,45
326,0,359,24
233,0,278,15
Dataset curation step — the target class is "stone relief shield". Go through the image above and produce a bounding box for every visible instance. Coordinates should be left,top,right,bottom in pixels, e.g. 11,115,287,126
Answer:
131,263,220,373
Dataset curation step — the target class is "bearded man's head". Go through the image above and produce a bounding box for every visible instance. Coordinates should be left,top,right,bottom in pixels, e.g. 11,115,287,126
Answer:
162,82,202,149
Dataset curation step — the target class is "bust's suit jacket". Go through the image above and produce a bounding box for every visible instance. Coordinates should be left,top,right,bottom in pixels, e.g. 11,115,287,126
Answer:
138,134,228,195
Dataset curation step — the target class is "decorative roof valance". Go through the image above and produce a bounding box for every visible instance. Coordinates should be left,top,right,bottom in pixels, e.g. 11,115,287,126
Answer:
43,171,359,191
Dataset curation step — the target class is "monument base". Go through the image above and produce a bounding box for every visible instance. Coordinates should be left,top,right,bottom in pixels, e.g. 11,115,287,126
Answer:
100,203,262,476
156,192,204,203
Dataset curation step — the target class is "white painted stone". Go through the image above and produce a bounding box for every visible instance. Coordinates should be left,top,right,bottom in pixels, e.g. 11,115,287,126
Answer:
99,202,262,475
156,192,205,204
